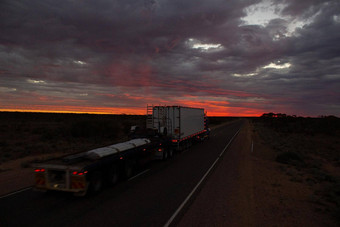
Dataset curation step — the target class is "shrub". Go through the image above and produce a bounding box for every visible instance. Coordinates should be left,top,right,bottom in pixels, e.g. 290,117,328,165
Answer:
276,151,304,165
20,161,30,168
69,120,120,139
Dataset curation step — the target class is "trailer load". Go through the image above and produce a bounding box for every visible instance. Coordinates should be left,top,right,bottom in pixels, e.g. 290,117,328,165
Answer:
87,138,151,159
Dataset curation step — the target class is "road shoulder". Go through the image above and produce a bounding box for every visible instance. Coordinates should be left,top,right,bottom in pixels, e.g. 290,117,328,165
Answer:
0,153,65,196
177,119,336,226
178,120,255,226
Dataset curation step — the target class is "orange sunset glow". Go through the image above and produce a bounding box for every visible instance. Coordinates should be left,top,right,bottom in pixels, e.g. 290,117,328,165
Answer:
1,102,263,117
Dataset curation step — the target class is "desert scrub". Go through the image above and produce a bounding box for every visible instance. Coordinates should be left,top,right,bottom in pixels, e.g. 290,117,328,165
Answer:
69,120,120,139
276,151,305,165
321,181,340,223
20,161,30,168
0,141,8,147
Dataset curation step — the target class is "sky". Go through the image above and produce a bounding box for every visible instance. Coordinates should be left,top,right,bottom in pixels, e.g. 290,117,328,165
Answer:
1,0,340,116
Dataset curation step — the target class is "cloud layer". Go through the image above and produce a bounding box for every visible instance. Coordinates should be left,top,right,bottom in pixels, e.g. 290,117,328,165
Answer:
1,0,339,116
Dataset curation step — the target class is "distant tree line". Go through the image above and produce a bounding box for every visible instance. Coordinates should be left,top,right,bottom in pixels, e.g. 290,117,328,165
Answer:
257,113,339,135
261,113,289,118
261,112,338,119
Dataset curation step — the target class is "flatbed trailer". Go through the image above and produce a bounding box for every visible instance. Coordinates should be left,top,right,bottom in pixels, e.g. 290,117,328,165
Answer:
33,138,169,196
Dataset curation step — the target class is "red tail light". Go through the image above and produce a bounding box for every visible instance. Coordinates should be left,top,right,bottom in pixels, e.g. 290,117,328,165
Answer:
72,171,88,176
35,168,45,172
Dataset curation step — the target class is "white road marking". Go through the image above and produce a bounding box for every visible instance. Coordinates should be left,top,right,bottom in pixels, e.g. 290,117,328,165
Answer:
163,128,241,227
0,187,32,199
218,129,240,157
128,169,150,181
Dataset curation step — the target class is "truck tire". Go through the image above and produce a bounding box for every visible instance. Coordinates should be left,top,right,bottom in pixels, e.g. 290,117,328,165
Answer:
107,165,119,185
89,171,103,194
74,189,88,197
168,147,174,158
162,150,168,161
124,161,134,179
188,140,193,148
183,141,190,150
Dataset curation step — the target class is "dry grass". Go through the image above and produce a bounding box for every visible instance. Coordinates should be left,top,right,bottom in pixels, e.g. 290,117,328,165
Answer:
252,117,340,224
0,112,145,164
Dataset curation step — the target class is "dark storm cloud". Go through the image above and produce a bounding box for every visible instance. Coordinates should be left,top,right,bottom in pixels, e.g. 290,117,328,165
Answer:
272,1,340,115
277,0,326,18
0,0,339,116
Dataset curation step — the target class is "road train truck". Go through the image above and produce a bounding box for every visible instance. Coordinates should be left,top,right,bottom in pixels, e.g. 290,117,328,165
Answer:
32,106,209,196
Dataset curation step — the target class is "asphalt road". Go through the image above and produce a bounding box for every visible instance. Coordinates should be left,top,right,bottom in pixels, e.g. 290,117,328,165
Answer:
0,120,244,227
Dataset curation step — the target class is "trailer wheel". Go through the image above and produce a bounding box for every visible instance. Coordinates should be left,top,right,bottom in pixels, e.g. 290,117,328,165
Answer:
107,166,119,185
89,171,103,194
183,141,190,150
168,147,174,158
124,161,134,179
162,150,168,161
187,140,192,149
74,189,87,197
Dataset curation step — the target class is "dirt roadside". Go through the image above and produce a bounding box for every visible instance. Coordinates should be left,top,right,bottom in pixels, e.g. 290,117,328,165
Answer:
178,120,336,226
0,153,65,196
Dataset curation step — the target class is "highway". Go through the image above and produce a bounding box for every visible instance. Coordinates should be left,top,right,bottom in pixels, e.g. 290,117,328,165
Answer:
0,120,244,227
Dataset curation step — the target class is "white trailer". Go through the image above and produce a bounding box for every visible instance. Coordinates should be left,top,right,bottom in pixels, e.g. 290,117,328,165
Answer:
146,106,208,152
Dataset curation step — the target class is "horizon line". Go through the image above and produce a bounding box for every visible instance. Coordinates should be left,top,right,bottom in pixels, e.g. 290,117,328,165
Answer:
0,109,258,117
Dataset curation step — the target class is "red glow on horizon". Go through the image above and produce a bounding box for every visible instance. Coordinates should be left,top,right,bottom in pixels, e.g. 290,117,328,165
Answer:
0,105,146,115
1,93,265,117
1,104,264,117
